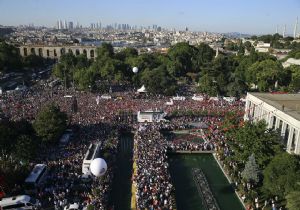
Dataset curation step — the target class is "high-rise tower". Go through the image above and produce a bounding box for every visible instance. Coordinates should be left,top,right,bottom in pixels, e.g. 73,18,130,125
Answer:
58,20,63,30
283,24,286,38
294,17,298,39
64,20,68,29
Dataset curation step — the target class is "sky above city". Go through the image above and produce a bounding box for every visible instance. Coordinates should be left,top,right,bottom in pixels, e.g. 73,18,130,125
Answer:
0,0,299,35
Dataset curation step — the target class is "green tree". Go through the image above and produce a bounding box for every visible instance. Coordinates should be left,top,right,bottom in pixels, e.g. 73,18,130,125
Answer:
288,65,300,92
198,73,218,96
15,135,38,162
33,104,67,144
229,121,283,168
74,67,97,90
241,154,260,184
76,54,90,68
0,41,22,73
96,42,114,58
247,59,284,91
167,42,198,77
115,47,138,61
141,65,177,95
226,78,248,97
23,54,45,68
86,205,95,210
0,120,16,154
195,43,215,66
286,191,300,210
263,153,300,197
244,41,252,52
53,53,77,88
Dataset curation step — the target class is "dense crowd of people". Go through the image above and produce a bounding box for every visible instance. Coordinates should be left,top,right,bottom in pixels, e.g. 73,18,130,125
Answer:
0,85,244,125
0,84,246,209
31,123,118,210
134,124,175,210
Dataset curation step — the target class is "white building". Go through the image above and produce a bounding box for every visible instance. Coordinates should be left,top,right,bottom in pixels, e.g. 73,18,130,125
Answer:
137,110,167,123
244,93,300,154
255,42,271,53
282,58,300,68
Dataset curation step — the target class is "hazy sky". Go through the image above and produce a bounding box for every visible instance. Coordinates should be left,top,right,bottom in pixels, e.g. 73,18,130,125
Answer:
0,0,299,34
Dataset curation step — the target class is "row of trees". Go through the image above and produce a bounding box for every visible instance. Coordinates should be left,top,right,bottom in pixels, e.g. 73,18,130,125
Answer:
1,38,299,95
220,115,300,209
53,41,300,96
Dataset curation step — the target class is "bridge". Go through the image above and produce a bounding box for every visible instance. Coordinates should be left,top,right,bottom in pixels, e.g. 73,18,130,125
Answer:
18,45,97,59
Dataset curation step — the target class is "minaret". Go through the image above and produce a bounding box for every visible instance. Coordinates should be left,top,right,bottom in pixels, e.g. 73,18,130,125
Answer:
294,17,298,39
283,25,286,38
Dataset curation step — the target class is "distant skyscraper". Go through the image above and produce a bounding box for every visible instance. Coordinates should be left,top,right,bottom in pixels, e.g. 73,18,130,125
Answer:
283,24,286,37
64,20,68,29
294,17,298,39
58,20,63,30
68,21,73,30
76,21,80,29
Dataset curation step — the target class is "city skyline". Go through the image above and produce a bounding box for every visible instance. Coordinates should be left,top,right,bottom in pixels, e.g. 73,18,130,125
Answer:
0,0,299,35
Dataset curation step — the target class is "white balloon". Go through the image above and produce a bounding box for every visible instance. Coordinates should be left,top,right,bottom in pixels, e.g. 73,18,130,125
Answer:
90,158,107,177
132,67,139,73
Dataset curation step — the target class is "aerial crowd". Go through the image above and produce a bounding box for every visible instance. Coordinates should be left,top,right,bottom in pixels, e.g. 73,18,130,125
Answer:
0,84,245,210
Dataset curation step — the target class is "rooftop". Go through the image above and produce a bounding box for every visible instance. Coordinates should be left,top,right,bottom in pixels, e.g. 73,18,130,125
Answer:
250,93,300,121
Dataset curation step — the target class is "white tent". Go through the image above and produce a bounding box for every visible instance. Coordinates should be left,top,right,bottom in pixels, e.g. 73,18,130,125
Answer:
192,94,205,101
223,97,236,103
166,99,174,105
137,85,147,93
172,95,186,101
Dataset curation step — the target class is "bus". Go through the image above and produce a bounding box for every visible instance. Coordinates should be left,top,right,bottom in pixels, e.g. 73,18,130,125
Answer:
24,164,47,194
82,143,101,175
0,195,41,210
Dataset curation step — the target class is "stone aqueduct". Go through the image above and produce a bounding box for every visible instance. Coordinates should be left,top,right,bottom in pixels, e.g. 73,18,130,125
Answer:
18,45,97,59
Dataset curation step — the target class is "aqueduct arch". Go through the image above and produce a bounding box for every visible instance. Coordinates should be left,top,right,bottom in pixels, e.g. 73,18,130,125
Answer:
19,45,98,59
38,48,43,56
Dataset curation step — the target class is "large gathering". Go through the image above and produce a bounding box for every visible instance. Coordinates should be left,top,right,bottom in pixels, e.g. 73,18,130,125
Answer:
1,5,300,209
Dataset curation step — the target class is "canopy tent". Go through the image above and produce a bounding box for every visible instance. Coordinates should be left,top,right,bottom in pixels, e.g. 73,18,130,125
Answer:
137,85,147,93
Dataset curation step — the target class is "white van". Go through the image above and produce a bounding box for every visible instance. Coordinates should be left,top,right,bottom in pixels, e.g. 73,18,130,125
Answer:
0,195,41,209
